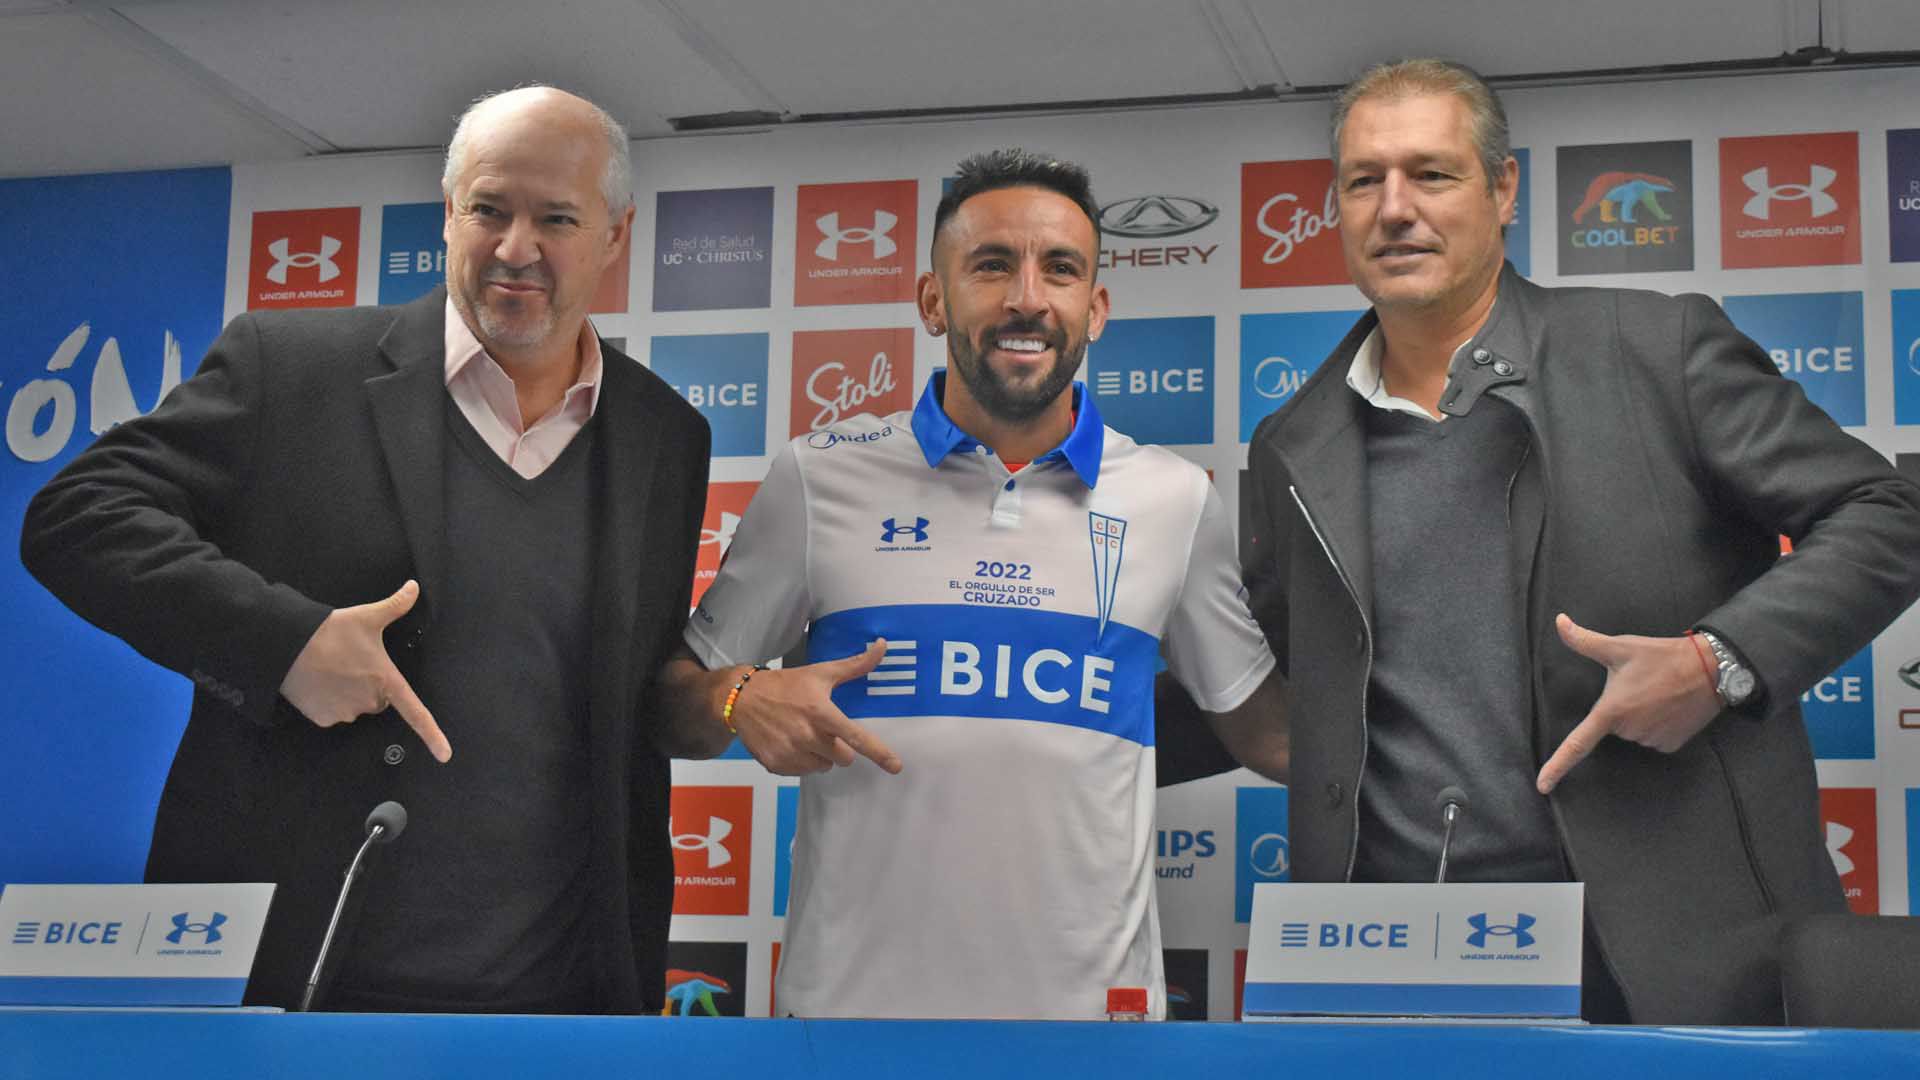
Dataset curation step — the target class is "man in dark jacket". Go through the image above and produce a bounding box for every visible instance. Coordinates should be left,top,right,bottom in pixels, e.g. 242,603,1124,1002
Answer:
20,86,708,1013
1242,58,1920,1024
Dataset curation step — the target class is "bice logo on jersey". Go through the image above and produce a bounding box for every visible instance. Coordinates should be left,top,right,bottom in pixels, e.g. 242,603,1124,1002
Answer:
790,328,915,437
795,180,918,306
1240,159,1349,288
1720,132,1860,269
669,785,753,916
1819,787,1878,914
693,481,759,608
249,207,360,310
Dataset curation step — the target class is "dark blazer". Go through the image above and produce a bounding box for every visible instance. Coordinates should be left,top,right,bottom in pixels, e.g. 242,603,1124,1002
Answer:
20,288,710,1012
1243,265,1920,1024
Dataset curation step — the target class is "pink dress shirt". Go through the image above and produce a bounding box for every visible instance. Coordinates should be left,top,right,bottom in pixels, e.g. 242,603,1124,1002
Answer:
443,298,604,479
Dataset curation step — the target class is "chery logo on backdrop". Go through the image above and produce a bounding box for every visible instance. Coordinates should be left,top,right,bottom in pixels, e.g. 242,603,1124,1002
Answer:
693,481,759,609
249,207,360,310
669,786,753,916
1240,159,1349,288
790,328,915,436
795,180,918,306
1719,132,1860,269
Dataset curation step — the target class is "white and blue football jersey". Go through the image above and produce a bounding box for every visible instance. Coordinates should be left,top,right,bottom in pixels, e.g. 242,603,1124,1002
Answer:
686,372,1274,1020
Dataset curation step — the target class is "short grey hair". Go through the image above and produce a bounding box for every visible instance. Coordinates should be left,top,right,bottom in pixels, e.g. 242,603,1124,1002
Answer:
1330,59,1510,193
441,84,633,214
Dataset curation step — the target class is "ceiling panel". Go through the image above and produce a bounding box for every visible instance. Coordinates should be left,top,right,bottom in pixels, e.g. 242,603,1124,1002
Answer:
1834,0,1920,53
0,12,310,178
118,0,761,146
1253,0,1802,87
682,0,1249,115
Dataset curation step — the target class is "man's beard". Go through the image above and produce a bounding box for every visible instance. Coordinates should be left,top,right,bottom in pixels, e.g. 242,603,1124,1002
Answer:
459,265,558,350
946,317,1084,423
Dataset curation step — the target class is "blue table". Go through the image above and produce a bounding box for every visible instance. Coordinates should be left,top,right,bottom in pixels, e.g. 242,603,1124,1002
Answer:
3,1012,1918,1078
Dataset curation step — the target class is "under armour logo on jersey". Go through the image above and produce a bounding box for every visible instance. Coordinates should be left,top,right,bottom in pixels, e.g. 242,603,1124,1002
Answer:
265,235,344,284
881,516,929,543
815,211,898,260
1465,912,1536,950
1742,166,1839,220
671,816,734,869
165,911,226,945
1089,512,1128,640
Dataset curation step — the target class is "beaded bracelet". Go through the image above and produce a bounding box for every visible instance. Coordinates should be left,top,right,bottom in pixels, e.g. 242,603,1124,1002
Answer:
721,665,768,734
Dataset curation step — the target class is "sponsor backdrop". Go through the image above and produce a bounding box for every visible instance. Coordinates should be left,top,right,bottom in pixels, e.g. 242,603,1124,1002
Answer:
3,67,1919,1019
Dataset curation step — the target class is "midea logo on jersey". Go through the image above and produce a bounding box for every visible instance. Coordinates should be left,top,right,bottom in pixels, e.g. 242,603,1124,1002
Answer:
806,424,895,450
1098,195,1219,238
165,911,226,946
1742,165,1839,220
1252,356,1309,401
880,516,929,544
1089,512,1128,640
1465,913,1535,950
862,637,1122,715
815,211,897,260
265,235,343,284
671,816,734,869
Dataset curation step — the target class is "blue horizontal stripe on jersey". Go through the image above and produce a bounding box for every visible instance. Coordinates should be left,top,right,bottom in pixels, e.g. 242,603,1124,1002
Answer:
809,604,1157,746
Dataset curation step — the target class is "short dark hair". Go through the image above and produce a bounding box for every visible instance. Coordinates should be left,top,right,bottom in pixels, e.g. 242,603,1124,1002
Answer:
1330,58,1510,195
931,148,1101,263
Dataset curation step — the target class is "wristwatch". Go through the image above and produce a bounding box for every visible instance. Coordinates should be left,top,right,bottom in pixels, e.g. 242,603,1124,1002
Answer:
1696,629,1756,709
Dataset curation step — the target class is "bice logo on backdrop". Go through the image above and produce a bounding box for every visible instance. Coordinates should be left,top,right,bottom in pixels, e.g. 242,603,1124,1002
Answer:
669,785,753,916
1721,292,1865,429
1238,310,1361,441
377,202,445,306
1240,160,1348,288
1556,140,1692,275
790,328,915,436
1720,132,1860,269
1088,316,1214,445
1819,787,1878,914
249,207,359,309
651,332,768,458
1791,646,1873,760
693,481,759,609
795,180,917,306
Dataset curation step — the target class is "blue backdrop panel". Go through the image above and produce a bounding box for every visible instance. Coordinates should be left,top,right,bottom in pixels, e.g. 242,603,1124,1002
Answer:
0,167,231,884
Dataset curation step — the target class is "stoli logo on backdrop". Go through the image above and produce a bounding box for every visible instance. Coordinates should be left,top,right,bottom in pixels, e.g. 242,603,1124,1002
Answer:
1240,159,1350,288
790,328,914,437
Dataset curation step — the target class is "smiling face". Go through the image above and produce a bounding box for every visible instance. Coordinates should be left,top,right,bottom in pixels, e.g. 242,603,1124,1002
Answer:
918,185,1109,427
1335,91,1516,319
442,89,632,368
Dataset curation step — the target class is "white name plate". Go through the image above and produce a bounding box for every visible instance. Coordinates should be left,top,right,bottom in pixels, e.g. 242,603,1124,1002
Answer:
1242,881,1584,1019
0,883,275,1007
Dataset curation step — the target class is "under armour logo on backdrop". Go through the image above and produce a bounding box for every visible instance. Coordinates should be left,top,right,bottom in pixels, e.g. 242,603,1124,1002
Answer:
815,211,897,260
265,235,343,284
1742,166,1839,220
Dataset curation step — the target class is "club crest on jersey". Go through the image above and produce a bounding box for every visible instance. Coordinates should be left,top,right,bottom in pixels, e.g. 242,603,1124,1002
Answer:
1089,512,1128,640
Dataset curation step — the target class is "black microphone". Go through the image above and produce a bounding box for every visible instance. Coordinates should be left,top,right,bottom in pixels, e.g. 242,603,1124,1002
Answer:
298,801,407,1012
1434,786,1469,885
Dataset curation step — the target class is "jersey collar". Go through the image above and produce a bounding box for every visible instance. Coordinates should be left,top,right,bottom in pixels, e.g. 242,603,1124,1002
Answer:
911,370,1104,488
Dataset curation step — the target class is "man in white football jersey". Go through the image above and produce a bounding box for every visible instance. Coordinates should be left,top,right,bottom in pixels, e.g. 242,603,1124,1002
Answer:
658,149,1287,1020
